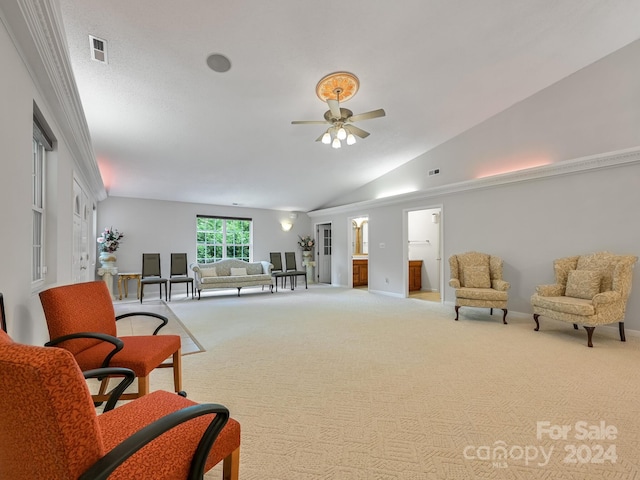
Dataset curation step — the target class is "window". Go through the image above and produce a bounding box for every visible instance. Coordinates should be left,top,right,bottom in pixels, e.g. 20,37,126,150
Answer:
196,216,252,263
32,118,53,284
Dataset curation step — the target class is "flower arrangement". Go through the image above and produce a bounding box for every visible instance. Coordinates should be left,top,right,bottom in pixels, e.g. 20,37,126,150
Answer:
298,235,315,251
97,227,124,253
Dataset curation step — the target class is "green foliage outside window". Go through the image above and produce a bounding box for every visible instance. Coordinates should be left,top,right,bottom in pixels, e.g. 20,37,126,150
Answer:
196,217,251,263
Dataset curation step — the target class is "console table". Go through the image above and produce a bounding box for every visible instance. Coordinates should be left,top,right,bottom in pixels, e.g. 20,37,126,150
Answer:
117,272,142,300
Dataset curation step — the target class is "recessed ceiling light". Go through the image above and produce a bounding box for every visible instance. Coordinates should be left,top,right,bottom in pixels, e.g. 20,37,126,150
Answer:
206,53,231,73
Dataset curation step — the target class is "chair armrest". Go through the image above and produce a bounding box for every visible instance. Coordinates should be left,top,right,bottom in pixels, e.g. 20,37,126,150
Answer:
78,402,230,480
45,332,123,369
492,279,510,291
449,279,461,289
260,260,271,274
592,291,621,306
116,312,169,335
535,284,564,296
190,264,203,286
83,367,136,412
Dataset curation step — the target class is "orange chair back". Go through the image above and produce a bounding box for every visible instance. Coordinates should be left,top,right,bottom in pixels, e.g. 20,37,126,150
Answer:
39,281,118,356
0,339,105,478
0,329,12,344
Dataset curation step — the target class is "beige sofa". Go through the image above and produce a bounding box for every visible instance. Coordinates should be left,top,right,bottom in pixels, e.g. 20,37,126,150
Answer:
190,259,273,299
531,251,637,347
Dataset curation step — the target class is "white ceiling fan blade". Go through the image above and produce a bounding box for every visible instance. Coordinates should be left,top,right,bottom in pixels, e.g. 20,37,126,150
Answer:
291,120,330,125
327,99,341,119
345,124,369,139
347,108,386,123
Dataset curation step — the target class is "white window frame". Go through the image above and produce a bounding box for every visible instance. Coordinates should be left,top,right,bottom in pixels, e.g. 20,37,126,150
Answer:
196,216,253,263
32,118,52,287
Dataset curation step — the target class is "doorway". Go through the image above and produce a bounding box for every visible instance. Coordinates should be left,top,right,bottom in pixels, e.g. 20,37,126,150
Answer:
350,216,369,289
316,223,332,284
407,207,442,302
73,178,93,283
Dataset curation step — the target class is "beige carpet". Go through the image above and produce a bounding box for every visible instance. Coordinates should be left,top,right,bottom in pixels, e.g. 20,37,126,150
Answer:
145,286,640,479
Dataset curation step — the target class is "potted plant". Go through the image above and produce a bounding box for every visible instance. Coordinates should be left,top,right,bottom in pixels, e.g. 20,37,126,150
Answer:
97,227,124,267
298,235,315,260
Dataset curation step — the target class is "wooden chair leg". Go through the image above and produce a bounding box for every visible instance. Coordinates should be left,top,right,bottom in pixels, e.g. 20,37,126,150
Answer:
173,349,183,392
138,375,150,397
96,376,110,403
223,447,240,480
583,326,595,348
454,305,460,320
619,322,626,342
501,309,508,325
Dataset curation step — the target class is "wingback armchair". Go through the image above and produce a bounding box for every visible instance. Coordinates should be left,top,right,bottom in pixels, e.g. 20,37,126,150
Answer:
449,251,510,323
531,251,637,347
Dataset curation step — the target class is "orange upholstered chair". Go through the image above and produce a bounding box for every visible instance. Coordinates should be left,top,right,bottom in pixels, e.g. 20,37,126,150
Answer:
39,281,183,402
0,330,241,480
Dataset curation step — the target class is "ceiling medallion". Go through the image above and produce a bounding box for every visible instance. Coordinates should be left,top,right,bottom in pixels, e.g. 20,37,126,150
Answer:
315,72,359,103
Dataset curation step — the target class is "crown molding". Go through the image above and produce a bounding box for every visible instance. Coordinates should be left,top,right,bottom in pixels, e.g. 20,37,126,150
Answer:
308,146,640,217
16,0,106,200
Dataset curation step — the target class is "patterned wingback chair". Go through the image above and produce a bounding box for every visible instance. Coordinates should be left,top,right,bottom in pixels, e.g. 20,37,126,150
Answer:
531,251,637,347
0,330,241,480
449,251,510,324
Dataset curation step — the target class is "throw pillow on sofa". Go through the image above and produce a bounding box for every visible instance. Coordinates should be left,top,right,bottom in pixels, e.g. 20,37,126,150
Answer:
200,267,217,277
230,267,248,276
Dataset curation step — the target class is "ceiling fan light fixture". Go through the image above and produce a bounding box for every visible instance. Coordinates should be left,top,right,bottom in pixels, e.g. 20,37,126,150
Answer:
346,133,356,145
321,131,332,144
337,127,347,140
332,138,341,149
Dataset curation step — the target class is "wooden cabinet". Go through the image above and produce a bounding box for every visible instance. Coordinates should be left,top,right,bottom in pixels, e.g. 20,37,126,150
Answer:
409,260,422,291
353,258,368,287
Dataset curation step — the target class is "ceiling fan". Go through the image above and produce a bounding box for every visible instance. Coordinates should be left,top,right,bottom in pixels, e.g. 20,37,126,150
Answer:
291,72,386,148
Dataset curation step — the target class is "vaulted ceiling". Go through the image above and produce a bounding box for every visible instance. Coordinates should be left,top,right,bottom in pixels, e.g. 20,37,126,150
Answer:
57,0,640,211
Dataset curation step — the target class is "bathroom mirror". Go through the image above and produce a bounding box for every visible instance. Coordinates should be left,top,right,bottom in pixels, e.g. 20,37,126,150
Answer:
352,217,368,255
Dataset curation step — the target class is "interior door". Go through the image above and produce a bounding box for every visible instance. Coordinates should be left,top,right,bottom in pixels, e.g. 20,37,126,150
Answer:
316,223,332,283
72,179,92,283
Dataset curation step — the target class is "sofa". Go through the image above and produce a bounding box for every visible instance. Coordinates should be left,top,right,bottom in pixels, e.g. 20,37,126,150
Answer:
190,259,273,299
531,251,637,347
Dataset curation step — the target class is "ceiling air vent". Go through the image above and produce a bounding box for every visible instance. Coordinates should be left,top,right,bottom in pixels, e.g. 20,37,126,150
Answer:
89,35,108,63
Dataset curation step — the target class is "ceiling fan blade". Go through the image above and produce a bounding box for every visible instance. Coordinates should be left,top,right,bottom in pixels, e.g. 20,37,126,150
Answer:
345,124,369,139
315,133,326,142
347,108,386,123
291,120,330,125
327,99,341,119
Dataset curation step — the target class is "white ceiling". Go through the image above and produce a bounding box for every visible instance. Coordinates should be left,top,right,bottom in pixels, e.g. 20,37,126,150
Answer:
57,0,640,212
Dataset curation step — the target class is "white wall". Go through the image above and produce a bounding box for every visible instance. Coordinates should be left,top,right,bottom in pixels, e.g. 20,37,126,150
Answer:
326,37,640,209
96,196,312,295
0,7,102,344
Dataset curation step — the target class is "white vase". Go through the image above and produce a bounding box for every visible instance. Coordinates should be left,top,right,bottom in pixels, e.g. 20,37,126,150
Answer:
99,251,117,268
302,250,313,260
